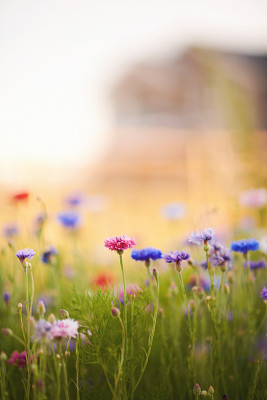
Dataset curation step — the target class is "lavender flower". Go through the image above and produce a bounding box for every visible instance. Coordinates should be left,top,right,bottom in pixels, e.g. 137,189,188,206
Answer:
231,239,259,254
260,287,267,301
16,248,35,265
34,319,52,340
243,260,266,270
163,250,190,264
188,228,215,245
57,211,82,229
3,224,19,238
64,192,84,207
161,202,187,220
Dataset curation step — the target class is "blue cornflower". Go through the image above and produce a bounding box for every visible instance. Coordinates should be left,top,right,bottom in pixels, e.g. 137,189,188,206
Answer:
3,292,10,305
65,192,84,207
41,246,57,264
131,247,162,263
243,259,266,270
188,228,215,245
231,238,259,254
260,287,267,301
16,248,35,264
57,211,81,229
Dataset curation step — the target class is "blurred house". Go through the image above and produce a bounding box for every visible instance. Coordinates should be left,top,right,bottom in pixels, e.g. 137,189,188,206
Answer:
93,47,267,199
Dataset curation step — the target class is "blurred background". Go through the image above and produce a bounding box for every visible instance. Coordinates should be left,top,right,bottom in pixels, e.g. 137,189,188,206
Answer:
0,0,267,246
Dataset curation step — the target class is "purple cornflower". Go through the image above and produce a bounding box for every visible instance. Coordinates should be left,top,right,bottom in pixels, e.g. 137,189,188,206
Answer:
188,228,215,246
231,238,259,254
163,250,190,270
41,246,57,264
243,259,266,270
57,211,82,229
260,287,267,301
3,292,10,305
131,247,162,264
16,248,35,265
34,319,52,340
3,223,19,238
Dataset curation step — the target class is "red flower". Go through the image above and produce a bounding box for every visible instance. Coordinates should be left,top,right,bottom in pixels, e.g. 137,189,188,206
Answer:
92,273,114,288
11,192,29,202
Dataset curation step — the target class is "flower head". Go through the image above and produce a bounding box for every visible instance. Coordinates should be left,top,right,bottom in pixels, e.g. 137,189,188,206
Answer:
41,246,57,264
104,235,136,253
119,284,142,302
131,247,162,263
11,192,29,202
243,260,266,270
65,192,84,207
239,188,267,208
16,248,35,265
50,319,79,341
188,228,215,245
92,273,114,288
260,287,267,301
163,250,190,264
3,292,10,305
3,223,19,238
57,211,82,229
231,238,259,254
8,351,30,368
34,319,52,340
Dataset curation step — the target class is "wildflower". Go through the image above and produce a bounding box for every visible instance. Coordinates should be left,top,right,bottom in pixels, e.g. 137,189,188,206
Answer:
37,300,46,316
243,259,266,270
1,328,13,337
260,287,267,301
208,386,214,394
64,192,84,207
8,351,31,368
111,307,120,317
16,248,35,265
231,238,259,254
188,228,215,246
34,319,52,340
163,250,190,270
193,384,201,396
41,246,57,264
201,391,208,397
104,235,136,254
60,309,70,319
92,273,113,288
57,211,82,229
239,188,267,208
131,247,162,266
11,192,29,202
50,319,79,341
3,292,10,305
0,352,7,362
161,202,187,220
3,223,19,238
119,284,142,303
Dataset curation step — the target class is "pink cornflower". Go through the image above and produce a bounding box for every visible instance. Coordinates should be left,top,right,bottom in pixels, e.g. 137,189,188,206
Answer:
8,350,32,368
104,235,136,253
50,319,79,341
119,284,142,300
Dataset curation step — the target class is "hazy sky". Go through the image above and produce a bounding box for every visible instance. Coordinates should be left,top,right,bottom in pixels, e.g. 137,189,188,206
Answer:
1,0,267,184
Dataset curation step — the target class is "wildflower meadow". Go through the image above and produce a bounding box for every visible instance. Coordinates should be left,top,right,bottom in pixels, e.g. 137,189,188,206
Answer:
0,191,267,400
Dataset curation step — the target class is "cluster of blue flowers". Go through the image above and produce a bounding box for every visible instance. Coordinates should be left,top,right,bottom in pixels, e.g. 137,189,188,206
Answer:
131,247,162,262
231,238,259,254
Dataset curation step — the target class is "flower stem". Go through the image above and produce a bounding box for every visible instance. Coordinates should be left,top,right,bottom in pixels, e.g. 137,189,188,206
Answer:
76,334,80,400
113,315,126,400
58,344,70,400
132,274,160,395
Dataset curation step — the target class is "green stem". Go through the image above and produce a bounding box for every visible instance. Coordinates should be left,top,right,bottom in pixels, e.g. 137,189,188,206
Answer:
58,344,70,400
247,359,263,400
1,362,6,400
76,334,80,400
24,268,31,400
205,247,215,297
119,253,128,386
132,275,159,395
113,315,126,400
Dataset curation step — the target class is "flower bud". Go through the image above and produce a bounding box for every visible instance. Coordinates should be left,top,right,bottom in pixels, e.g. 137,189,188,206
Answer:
18,303,23,310
189,299,195,312
224,283,230,295
65,351,70,358
201,390,208,396
60,309,69,319
227,271,233,284
208,386,214,394
196,287,205,299
1,328,12,337
152,268,159,280
37,300,46,316
3,292,10,306
48,313,56,324
0,352,7,362
206,296,212,303
111,307,120,317
193,384,201,396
